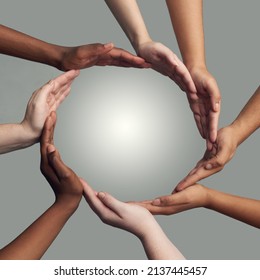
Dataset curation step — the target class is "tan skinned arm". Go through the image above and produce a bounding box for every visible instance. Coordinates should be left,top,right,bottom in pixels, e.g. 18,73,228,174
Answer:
134,184,260,229
0,24,149,70
166,0,221,146
0,112,83,259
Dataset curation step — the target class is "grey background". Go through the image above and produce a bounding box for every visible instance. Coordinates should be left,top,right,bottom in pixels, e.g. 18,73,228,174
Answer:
0,0,259,259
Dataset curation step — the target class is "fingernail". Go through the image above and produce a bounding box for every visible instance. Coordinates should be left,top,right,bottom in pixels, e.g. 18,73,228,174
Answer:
205,163,213,170
104,42,113,48
215,102,220,111
152,199,161,206
47,145,55,154
98,192,105,199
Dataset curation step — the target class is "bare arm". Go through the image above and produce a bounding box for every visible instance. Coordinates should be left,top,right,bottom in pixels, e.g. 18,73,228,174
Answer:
175,86,260,191
105,0,196,93
230,86,260,146
0,201,78,259
105,0,151,51
0,112,83,259
135,184,260,229
0,24,63,69
82,180,184,260
166,0,205,68
0,70,79,154
166,0,221,146
0,24,149,71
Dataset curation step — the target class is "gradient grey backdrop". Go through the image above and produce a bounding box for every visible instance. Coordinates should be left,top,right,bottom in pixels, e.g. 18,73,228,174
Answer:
0,0,259,259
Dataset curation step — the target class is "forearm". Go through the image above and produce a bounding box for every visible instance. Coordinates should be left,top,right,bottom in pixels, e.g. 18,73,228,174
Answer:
0,123,37,154
105,0,151,52
0,24,65,69
0,201,78,260
140,222,185,260
206,187,260,229
166,0,205,69
229,86,260,146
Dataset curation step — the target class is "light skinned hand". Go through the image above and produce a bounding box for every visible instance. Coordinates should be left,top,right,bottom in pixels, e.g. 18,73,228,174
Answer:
40,112,83,207
137,41,196,93
188,66,221,148
60,43,150,71
82,179,158,239
175,126,238,192
21,70,79,142
131,184,208,215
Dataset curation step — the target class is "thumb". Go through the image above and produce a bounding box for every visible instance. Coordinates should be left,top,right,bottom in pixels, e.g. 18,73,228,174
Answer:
87,42,114,59
97,192,125,215
152,194,179,207
47,145,71,180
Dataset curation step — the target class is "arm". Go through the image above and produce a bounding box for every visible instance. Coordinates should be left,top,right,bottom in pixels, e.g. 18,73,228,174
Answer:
0,112,83,259
82,180,184,260
175,86,260,191
105,0,196,93
0,24,149,70
230,86,260,145
166,0,221,146
135,184,260,229
0,200,78,260
0,70,79,154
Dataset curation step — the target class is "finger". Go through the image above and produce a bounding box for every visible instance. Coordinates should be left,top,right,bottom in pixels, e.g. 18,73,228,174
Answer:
175,62,197,93
47,145,73,181
50,85,72,111
81,179,119,221
204,77,221,113
88,42,114,57
40,111,57,150
169,72,186,92
130,202,175,215
152,192,186,207
109,48,151,68
51,70,79,94
208,102,221,143
193,112,204,138
175,159,222,192
97,192,125,216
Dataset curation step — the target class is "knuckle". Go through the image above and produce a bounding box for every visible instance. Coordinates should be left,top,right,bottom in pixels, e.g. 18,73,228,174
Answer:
215,158,225,168
61,169,74,180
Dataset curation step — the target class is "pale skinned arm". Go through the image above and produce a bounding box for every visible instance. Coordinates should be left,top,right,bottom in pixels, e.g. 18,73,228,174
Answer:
82,180,184,260
0,112,83,259
166,0,221,147
175,86,260,191
0,24,149,70
134,184,260,229
105,0,196,93
0,70,79,154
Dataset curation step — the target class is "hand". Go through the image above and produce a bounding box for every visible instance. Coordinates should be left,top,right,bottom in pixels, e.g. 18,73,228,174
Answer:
132,184,208,215
21,70,79,142
175,126,238,192
60,43,150,71
82,179,157,239
187,66,221,148
40,112,83,208
136,41,196,93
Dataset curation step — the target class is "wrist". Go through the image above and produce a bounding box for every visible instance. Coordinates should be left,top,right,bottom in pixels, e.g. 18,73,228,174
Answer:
203,186,215,209
138,218,162,242
55,195,82,213
46,44,67,71
186,63,207,73
132,34,152,54
20,121,40,146
225,123,241,147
